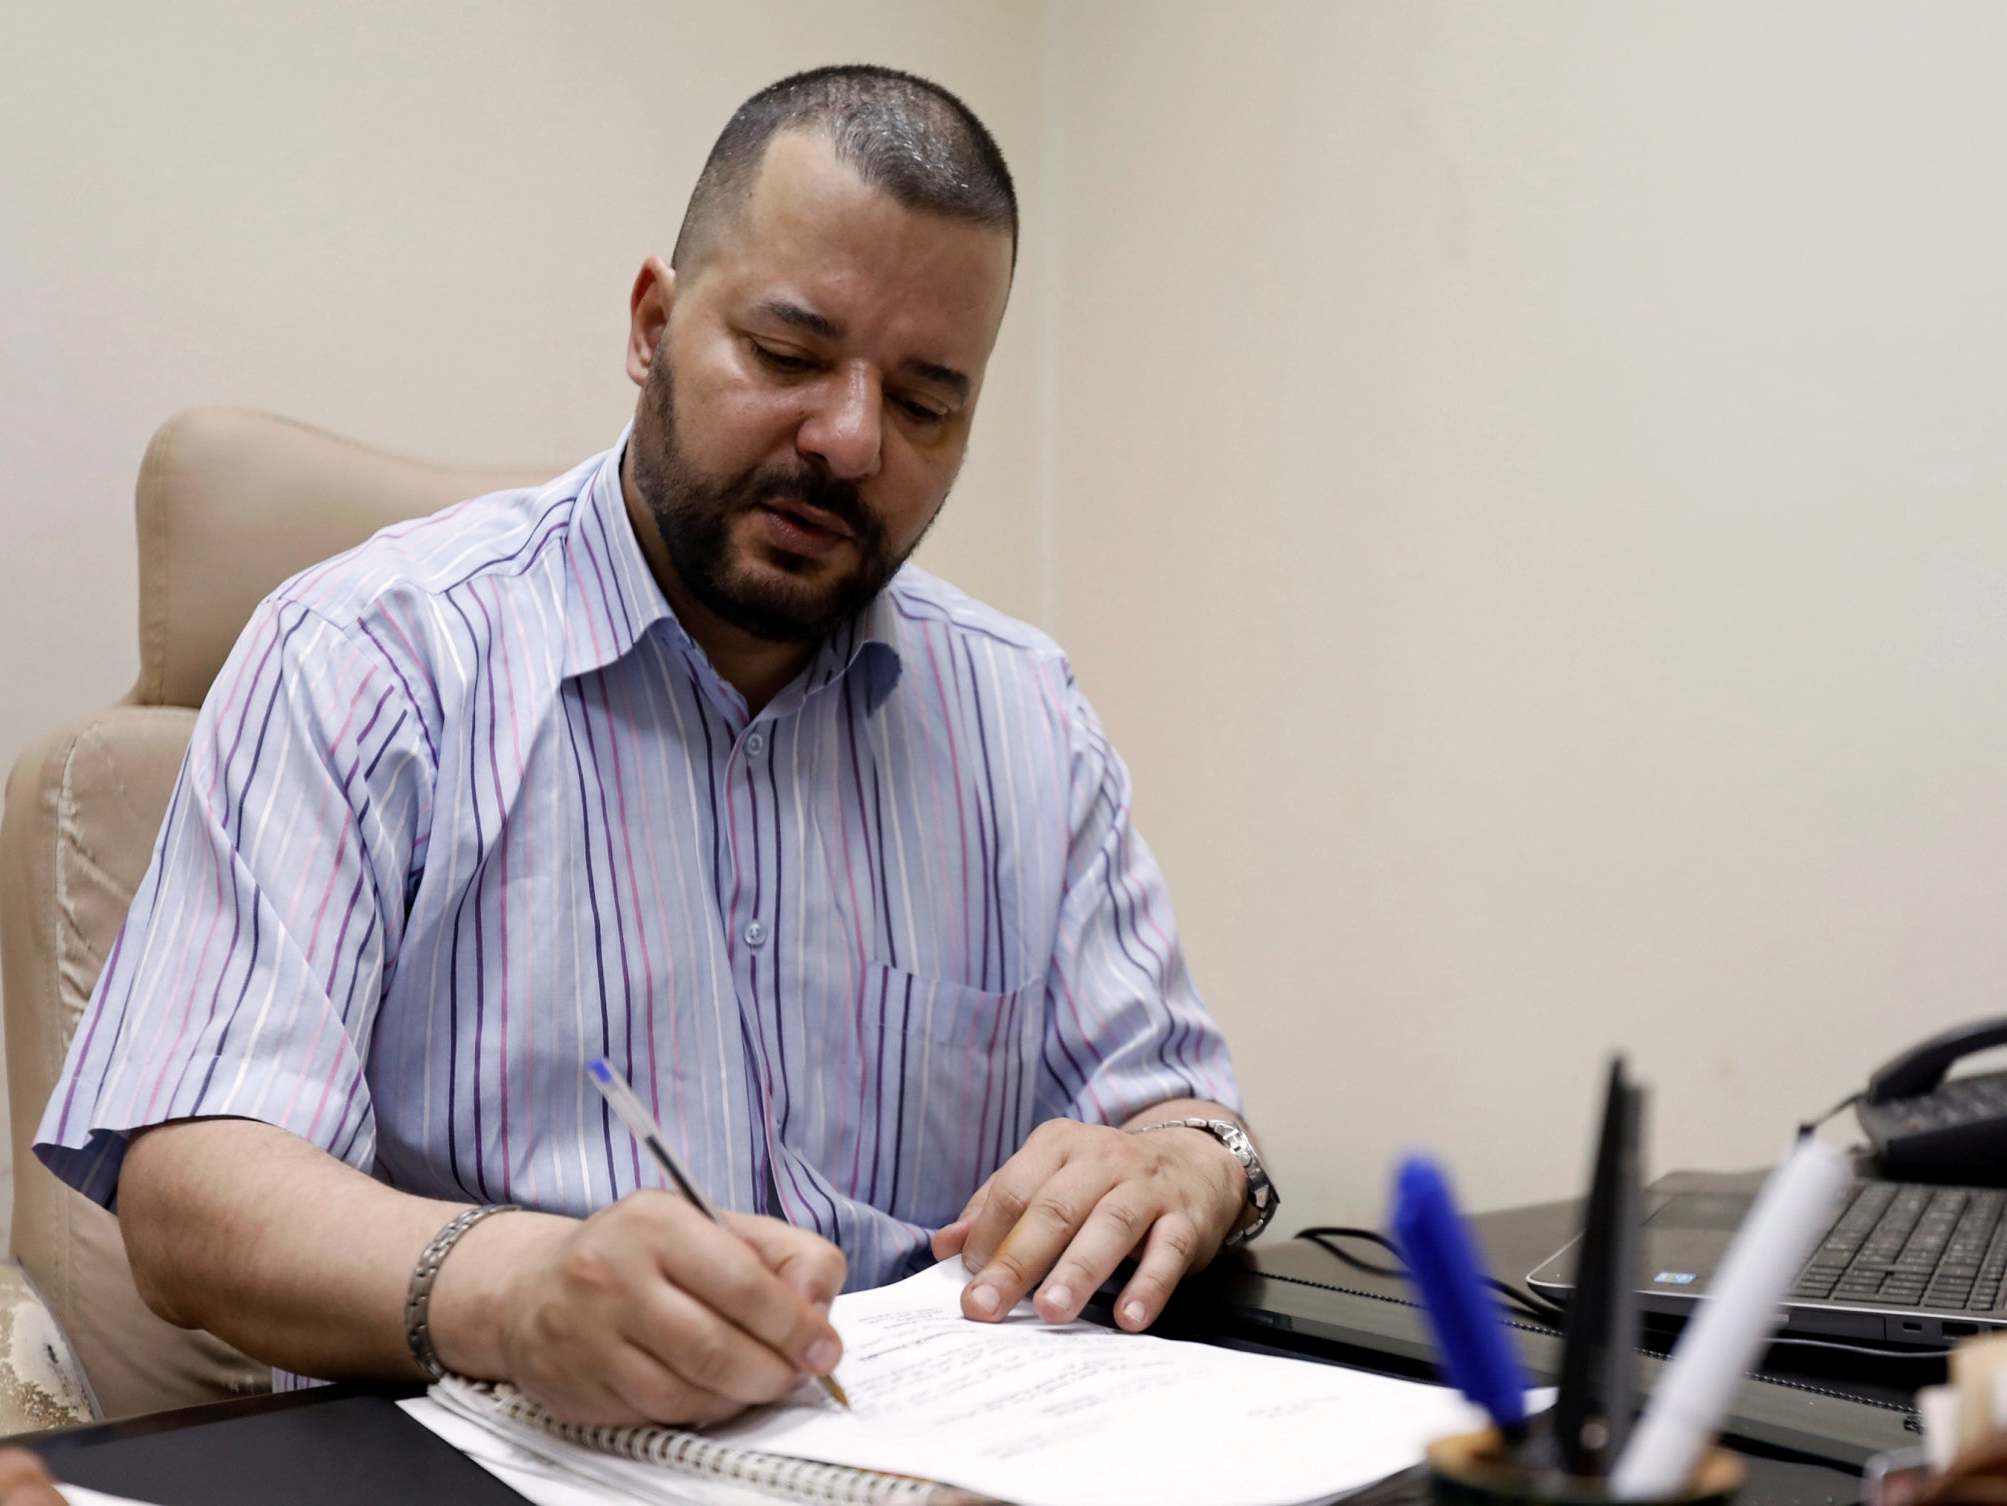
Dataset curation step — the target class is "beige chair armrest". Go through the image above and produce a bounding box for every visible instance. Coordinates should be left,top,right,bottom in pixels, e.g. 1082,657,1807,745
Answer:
5,709,272,1416
0,1262,93,1433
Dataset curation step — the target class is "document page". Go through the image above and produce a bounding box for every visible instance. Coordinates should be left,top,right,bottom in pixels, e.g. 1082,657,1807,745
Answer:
701,1258,1486,1506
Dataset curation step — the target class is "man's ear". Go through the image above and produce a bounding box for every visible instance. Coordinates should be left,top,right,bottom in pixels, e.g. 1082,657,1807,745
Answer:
625,255,676,388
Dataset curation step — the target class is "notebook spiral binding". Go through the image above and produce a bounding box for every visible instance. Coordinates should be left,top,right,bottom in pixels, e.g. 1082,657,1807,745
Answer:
436,1376,980,1505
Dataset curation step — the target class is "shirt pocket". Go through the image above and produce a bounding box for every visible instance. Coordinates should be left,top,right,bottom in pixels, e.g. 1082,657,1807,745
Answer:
850,961,1044,1226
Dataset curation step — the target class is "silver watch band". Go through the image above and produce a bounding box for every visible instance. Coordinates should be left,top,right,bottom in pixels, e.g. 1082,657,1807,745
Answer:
1134,1116,1279,1248
405,1204,523,1381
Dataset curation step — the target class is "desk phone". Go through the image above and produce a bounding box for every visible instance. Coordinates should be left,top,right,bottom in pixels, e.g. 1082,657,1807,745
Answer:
1857,1017,2007,1184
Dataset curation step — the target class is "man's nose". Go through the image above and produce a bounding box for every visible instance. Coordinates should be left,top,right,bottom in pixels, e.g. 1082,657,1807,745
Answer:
797,366,883,481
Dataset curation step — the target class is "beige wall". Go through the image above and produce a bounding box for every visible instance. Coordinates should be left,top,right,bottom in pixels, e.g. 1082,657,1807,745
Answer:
0,0,1049,736
6,1,2007,1252
0,0,1048,1243
1048,1,2007,1221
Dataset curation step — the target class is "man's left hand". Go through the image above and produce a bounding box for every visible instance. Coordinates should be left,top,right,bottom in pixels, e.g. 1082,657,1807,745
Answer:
928,1116,1246,1332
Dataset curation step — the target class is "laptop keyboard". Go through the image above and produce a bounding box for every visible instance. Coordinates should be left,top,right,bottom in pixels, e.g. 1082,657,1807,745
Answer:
1794,1181,2007,1311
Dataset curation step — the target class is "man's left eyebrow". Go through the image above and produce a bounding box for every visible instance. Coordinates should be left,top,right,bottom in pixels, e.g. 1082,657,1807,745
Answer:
755,299,842,339
901,358,969,403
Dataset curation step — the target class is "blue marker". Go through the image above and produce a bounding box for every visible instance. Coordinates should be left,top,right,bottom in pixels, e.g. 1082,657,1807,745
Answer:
1392,1156,1530,1437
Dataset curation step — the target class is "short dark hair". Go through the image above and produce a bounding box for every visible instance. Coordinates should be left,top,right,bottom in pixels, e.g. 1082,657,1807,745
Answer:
671,64,1017,276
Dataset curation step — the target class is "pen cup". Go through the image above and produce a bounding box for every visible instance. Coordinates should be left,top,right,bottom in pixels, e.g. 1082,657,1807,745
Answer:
1427,1427,1744,1506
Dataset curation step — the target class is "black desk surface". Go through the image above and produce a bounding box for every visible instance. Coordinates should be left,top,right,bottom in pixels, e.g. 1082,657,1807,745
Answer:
12,1199,1912,1506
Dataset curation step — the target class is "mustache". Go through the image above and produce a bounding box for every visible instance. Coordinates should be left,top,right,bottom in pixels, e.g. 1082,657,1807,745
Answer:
736,466,873,539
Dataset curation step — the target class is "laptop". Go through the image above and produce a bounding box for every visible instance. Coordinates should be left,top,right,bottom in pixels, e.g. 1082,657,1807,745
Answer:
1527,1167,2007,1345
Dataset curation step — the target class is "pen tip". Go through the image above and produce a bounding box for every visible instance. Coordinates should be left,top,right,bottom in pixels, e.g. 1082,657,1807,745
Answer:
587,1059,612,1083
822,1374,851,1409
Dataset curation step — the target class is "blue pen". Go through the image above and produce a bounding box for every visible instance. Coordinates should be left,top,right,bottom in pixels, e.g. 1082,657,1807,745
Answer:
1391,1156,1530,1437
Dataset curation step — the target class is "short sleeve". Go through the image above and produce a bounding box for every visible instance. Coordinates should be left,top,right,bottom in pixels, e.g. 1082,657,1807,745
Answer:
35,597,433,1208
1037,675,1242,1126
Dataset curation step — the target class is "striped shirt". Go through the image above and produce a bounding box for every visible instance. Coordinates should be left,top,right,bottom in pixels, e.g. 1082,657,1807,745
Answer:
36,432,1239,1310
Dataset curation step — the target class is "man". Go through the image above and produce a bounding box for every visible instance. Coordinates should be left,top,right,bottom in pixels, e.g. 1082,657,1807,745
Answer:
35,65,1275,1427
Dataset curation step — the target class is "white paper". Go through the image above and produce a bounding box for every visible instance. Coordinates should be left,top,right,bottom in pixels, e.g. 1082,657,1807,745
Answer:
495,1259,1494,1506
724,1260,1494,1506
54,1488,169,1506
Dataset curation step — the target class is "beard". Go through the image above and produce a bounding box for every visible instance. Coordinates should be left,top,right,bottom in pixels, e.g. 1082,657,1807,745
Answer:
629,353,916,645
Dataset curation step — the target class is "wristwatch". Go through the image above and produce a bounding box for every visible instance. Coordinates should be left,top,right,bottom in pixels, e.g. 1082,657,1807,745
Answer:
1135,1117,1279,1248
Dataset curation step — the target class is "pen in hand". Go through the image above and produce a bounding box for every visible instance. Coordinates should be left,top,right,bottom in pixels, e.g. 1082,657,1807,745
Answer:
587,1058,852,1410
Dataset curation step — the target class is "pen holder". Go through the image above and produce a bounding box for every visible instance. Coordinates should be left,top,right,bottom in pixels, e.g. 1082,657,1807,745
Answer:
1427,1427,1744,1506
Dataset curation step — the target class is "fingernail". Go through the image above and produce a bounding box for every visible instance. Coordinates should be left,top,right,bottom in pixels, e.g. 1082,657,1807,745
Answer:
1121,1299,1147,1327
806,1337,840,1373
1043,1284,1073,1312
969,1284,1000,1315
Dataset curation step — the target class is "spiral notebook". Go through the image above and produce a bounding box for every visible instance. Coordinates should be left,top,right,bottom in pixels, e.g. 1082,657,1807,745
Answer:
405,1259,1499,1506
430,1375,999,1506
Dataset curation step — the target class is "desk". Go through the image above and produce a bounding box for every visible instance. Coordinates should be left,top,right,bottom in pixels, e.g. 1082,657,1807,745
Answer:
11,1200,1898,1506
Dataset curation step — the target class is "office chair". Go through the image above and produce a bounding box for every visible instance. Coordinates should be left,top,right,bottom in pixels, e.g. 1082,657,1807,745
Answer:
0,409,549,1424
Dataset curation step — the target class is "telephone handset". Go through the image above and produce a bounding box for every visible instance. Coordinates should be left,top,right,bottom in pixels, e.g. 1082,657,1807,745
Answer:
1856,1016,2007,1184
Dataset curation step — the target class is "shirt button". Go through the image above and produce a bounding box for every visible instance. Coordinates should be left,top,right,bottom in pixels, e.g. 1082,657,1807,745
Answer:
745,731,766,756
744,920,768,948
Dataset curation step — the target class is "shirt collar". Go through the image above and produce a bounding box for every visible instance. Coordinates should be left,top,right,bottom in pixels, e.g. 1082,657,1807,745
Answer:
560,428,905,711
799,581,904,712
559,429,676,682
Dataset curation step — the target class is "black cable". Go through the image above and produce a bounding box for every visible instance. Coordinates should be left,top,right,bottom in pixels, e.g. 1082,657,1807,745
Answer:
1796,1091,1861,1142
1493,1293,1565,1325
1765,1334,1951,1360
1294,1225,1404,1278
1509,1285,1570,1321
1296,1225,1570,1326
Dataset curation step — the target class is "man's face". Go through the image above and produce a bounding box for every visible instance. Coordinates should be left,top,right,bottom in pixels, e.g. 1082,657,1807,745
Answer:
628,131,1014,644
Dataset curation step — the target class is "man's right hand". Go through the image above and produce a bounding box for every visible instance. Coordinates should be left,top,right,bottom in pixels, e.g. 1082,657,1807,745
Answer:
118,1121,845,1427
469,1191,847,1426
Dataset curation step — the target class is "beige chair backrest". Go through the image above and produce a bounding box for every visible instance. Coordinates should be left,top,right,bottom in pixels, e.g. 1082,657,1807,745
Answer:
0,408,551,1417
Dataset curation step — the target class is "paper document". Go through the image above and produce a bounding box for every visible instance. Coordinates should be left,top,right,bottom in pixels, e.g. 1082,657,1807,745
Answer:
409,1258,1505,1506
708,1259,1482,1506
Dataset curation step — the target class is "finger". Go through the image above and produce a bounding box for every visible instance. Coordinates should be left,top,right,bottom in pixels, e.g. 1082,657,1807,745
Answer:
1030,1183,1163,1323
932,1175,994,1261
930,1214,975,1260
960,1123,1075,1271
0,1452,51,1489
964,1158,1120,1322
640,1202,842,1378
1113,1212,1207,1332
725,1211,847,1308
515,1316,752,1428
601,1337,748,1426
513,1357,649,1428
0,1450,62,1506
627,1258,819,1404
